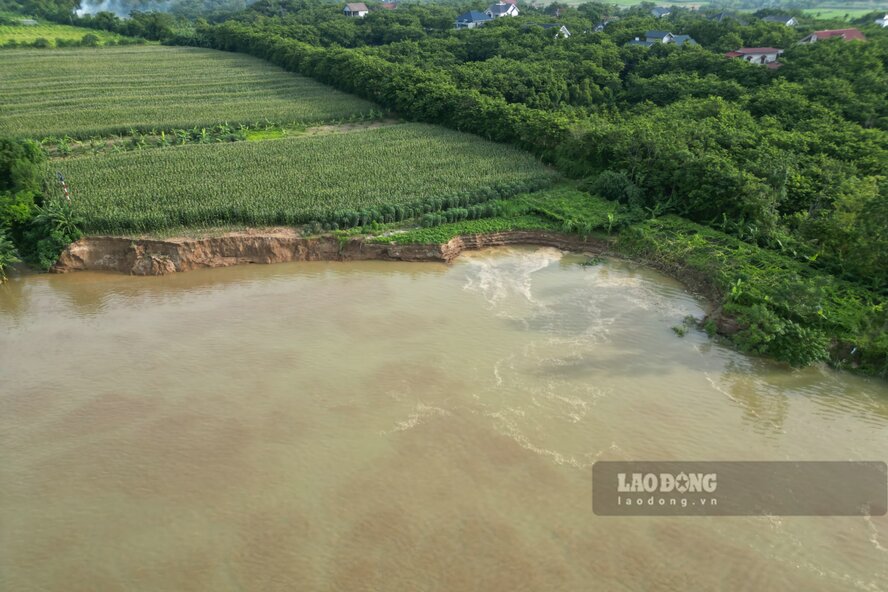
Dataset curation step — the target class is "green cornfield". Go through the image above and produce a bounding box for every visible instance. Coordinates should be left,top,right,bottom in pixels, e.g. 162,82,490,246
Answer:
52,124,558,233
0,46,377,138
0,21,127,46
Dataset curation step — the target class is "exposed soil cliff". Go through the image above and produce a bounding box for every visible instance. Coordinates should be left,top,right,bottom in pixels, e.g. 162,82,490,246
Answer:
53,228,738,343
53,229,610,275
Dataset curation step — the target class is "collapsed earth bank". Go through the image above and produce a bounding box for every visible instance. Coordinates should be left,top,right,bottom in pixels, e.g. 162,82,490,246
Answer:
53,230,606,275
53,229,739,337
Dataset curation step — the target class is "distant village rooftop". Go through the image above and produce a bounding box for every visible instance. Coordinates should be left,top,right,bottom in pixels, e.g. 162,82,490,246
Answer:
531,23,571,38
761,15,797,26
725,47,782,56
800,28,866,43
455,10,492,29
725,47,784,67
487,2,520,18
626,31,697,48
343,3,369,17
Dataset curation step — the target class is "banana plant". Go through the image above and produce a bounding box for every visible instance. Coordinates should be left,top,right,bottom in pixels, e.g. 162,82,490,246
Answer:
0,231,20,283
33,199,83,240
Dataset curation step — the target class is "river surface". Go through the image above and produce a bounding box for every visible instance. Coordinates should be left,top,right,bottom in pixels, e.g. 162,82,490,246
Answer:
1,247,887,591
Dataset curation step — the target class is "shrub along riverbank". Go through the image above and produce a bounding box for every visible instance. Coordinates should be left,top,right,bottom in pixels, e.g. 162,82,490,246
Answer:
618,217,886,374
0,137,81,278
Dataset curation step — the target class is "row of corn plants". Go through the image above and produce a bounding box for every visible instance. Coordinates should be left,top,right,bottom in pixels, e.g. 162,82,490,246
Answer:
50,123,558,233
39,112,387,157
0,46,377,138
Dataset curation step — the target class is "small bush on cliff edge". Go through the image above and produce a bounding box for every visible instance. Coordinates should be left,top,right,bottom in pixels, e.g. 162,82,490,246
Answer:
24,199,83,270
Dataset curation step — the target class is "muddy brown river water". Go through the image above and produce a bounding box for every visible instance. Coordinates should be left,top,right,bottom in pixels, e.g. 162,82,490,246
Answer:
1,247,887,591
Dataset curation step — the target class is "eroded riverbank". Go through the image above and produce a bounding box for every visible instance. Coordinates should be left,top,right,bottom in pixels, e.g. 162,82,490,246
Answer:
52,230,610,275
43,225,888,376
51,229,742,338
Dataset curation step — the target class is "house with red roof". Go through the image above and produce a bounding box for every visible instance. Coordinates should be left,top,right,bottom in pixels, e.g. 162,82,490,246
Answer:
725,47,783,65
800,28,866,43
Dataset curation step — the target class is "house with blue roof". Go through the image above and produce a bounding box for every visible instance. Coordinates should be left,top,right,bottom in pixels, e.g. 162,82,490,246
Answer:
625,31,697,47
455,10,492,29
670,34,696,46
486,1,519,18
625,38,656,47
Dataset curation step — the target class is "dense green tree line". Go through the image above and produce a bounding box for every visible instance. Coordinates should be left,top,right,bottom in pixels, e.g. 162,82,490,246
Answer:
187,21,576,152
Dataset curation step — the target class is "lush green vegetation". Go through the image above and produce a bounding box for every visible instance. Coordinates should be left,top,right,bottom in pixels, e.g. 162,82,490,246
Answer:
0,1,189,39
35,119,390,158
1,0,254,23
0,137,82,276
0,46,378,138
375,185,635,244
802,8,880,19
53,123,556,232
372,186,619,242
618,216,887,373
2,0,885,375
0,18,133,46
374,214,559,244
514,186,634,234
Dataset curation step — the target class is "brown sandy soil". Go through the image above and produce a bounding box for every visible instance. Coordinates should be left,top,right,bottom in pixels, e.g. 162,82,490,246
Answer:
53,230,608,276
52,228,736,338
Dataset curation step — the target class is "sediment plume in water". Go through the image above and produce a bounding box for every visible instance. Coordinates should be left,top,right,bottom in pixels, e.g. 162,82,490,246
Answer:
2,247,887,590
